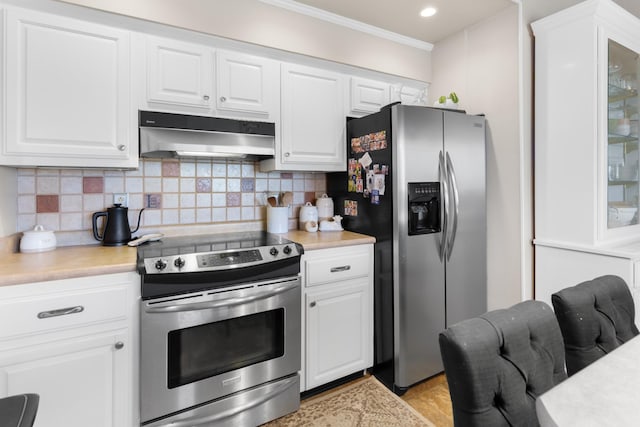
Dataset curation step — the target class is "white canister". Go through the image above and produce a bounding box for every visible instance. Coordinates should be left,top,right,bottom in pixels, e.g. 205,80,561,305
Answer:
267,206,289,233
316,194,334,222
298,202,318,230
20,225,57,253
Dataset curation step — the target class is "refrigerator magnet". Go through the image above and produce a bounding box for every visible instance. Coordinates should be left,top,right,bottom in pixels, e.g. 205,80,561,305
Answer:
344,200,358,216
373,174,386,195
348,177,357,193
371,189,380,205
359,152,373,168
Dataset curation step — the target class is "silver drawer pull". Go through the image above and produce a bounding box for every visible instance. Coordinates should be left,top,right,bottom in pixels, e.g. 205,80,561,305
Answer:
37,305,84,319
330,265,351,273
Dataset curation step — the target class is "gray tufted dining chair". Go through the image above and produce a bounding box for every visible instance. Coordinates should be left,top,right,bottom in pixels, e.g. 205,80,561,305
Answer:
0,394,39,427
439,300,567,427
551,275,639,376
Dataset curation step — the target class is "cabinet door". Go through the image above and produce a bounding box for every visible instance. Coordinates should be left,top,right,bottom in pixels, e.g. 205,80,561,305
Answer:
349,77,390,115
277,63,346,171
216,50,279,119
305,279,371,389
605,37,640,237
0,330,130,427
399,85,428,106
146,36,214,110
2,8,135,168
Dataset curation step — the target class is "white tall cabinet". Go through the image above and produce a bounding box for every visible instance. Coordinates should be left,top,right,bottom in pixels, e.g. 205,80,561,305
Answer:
533,0,640,316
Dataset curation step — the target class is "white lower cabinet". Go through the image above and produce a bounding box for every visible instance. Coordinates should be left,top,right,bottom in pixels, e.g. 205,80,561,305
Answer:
0,272,139,427
301,244,373,391
0,329,129,427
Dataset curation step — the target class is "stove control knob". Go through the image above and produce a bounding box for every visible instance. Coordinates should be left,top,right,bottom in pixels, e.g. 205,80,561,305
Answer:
155,259,167,271
269,247,279,257
174,257,186,269
283,245,292,255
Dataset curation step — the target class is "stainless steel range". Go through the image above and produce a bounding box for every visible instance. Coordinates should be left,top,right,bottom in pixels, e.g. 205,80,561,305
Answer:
137,231,303,427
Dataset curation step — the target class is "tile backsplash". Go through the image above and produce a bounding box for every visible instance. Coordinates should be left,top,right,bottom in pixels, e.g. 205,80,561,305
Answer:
16,159,327,246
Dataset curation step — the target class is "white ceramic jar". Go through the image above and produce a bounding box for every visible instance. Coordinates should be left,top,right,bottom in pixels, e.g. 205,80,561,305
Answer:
299,202,319,231
316,194,334,222
20,225,57,253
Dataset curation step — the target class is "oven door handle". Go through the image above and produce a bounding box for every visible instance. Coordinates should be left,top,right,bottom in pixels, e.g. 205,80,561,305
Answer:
157,375,299,426
144,280,299,313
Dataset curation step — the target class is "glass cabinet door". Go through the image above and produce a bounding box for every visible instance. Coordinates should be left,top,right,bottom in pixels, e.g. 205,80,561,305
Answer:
608,39,640,229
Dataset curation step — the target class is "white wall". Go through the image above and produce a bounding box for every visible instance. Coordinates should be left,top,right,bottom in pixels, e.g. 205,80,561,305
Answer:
430,5,521,310
0,167,17,236
55,0,431,82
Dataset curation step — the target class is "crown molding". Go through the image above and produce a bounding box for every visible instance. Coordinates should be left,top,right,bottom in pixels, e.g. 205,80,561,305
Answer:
257,0,433,51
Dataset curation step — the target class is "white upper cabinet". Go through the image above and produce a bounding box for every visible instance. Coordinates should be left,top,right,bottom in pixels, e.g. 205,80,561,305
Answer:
348,77,390,116
215,50,279,121
398,84,429,106
262,63,345,171
145,36,214,111
142,41,280,122
1,7,135,168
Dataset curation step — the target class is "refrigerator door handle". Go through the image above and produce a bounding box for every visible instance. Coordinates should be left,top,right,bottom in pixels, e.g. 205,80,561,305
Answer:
439,151,449,261
445,151,460,260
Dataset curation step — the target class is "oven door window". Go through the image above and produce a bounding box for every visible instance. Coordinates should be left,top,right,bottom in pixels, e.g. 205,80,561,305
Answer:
167,308,285,388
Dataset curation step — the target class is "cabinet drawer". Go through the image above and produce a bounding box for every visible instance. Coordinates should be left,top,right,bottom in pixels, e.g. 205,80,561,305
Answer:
0,285,127,339
305,248,371,287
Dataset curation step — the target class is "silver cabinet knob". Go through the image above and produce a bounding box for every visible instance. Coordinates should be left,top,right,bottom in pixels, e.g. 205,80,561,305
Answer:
220,96,227,102
115,341,124,350
117,145,126,152
284,152,290,157
203,94,210,101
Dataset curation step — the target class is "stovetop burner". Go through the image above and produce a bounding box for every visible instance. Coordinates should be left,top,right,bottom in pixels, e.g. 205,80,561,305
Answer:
137,231,302,275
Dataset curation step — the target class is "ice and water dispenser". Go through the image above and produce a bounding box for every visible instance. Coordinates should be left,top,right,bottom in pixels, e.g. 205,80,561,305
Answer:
408,182,440,235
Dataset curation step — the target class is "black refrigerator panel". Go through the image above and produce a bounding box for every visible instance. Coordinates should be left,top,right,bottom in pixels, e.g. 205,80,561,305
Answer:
328,109,394,241
326,107,395,388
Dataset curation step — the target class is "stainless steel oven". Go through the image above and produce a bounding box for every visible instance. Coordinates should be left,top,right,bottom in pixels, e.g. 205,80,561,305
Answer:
137,232,303,426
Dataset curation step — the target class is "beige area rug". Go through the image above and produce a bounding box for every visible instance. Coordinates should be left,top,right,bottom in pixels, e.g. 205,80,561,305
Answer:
263,376,436,427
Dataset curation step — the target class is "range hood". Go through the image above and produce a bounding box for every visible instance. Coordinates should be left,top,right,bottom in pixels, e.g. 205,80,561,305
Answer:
139,111,275,160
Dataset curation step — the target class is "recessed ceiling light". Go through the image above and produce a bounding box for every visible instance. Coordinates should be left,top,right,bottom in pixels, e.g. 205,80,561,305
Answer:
420,7,437,17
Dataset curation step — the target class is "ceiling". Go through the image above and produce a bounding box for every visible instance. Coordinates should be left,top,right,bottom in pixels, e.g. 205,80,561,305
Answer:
292,0,515,44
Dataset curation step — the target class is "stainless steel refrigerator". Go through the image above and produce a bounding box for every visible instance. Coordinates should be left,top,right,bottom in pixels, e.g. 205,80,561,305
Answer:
327,104,486,394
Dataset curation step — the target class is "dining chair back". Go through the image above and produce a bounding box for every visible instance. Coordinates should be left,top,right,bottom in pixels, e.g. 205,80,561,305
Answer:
0,393,39,427
439,300,567,427
551,274,639,376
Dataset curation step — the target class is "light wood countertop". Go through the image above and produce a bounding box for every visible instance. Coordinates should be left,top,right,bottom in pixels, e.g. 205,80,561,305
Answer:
281,230,375,251
0,231,374,287
0,245,138,287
